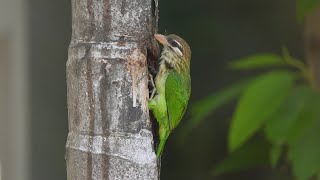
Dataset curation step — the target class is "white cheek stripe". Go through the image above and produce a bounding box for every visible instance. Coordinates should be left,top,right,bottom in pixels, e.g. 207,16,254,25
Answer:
172,47,183,56
175,41,182,49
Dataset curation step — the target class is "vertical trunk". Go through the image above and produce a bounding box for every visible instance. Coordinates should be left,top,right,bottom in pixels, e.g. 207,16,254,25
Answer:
305,6,320,87
65,0,160,179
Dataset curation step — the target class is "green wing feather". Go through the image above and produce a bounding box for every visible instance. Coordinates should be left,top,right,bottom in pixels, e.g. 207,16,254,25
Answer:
165,71,191,130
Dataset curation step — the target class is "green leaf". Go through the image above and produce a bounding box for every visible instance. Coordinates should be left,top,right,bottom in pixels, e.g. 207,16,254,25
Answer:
286,88,320,145
270,145,282,168
288,119,320,180
264,85,309,145
183,79,252,136
228,53,285,70
285,88,320,179
212,138,270,176
229,71,295,152
296,0,320,22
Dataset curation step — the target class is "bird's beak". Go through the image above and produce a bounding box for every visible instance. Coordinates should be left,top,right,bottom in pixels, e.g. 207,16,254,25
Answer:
154,34,169,46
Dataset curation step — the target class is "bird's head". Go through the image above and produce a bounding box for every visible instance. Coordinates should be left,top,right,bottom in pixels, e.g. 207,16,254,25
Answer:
154,34,191,68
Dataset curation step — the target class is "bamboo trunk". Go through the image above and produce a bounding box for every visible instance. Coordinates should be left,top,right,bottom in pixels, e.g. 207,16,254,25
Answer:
65,0,159,179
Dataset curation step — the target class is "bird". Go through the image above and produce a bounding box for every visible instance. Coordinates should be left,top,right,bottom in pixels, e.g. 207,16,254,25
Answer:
149,33,191,158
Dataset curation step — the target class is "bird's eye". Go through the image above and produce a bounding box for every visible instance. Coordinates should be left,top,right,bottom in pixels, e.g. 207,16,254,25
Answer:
169,40,183,52
171,40,179,48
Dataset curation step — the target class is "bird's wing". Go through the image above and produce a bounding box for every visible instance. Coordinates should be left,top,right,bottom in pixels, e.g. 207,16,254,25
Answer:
165,71,190,130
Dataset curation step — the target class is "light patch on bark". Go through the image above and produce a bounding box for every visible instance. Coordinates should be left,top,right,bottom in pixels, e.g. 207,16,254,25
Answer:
127,49,148,109
105,61,112,73
66,129,155,165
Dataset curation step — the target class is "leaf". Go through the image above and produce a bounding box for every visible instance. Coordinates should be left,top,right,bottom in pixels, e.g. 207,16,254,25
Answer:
212,138,270,176
285,88,320,179
286,88,320,145
183,79,252,136
228,53,285,70
229,71,295,152
288,119,320,180
264,85,309,145
296,0,320,22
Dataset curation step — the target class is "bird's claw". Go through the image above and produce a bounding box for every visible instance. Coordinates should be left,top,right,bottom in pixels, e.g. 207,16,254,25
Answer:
150,89,156,100
148,65,158,76
149,73,156,100
149,73,155,88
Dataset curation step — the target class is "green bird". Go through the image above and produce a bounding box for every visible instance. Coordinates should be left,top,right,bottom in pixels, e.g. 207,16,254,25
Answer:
149,34,191,158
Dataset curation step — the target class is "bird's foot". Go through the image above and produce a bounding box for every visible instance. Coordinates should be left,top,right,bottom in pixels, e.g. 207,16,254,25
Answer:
149,73,156,100
148,65,158,76
150,89,156,100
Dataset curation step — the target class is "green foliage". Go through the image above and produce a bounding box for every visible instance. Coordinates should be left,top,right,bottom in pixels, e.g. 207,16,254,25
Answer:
288,118,320,180
229,71,295,152
185,3,320,177
184,1,320,178
264,85,309,146
296,0,320,22
183,79,252,137
286,88,320,145
187,47,320,179
228,53,285,70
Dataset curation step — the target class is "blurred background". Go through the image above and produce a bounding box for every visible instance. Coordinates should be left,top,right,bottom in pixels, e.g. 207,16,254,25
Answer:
0,0,307,179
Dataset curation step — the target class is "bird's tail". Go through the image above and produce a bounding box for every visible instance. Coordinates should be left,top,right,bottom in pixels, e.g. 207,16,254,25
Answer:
156,129,170,158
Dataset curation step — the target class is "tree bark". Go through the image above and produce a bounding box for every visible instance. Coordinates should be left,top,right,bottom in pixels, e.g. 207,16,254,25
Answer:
305,6,320,87
65,0,160,179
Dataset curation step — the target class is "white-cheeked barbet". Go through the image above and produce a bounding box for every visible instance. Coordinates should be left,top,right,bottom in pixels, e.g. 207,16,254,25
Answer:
149,34,191,158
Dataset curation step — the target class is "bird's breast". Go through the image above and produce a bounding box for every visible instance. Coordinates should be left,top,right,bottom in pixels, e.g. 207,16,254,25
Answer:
155,63,169,93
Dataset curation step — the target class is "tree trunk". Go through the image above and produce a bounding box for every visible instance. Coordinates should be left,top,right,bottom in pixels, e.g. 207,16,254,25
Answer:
65,0,160,179
305,6,320,87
